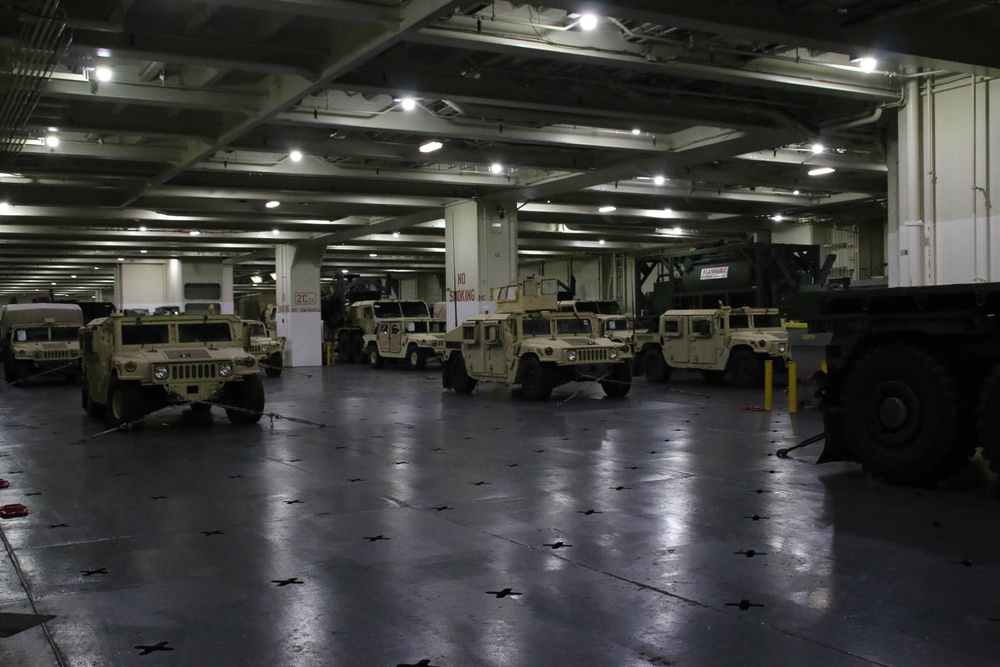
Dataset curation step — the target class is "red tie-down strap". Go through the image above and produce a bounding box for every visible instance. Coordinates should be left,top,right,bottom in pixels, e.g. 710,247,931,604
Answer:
0,503,29,518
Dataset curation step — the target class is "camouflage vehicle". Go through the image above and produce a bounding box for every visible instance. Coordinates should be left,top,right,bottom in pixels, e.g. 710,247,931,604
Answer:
80,313,264,426
634,306,788,387
559,299,634,345
242,319,286,377
0,303,84,383
362,309,446,370
332,299,433,364
442,277,633,400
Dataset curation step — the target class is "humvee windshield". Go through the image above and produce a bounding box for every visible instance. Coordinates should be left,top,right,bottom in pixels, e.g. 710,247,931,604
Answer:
246,323,267,337
521,319,550,337
556,318,593,335
14,327,51,342
179,322,234,343
575,301,622,315
372,301,431,318
405,321,434,333
51,327,79,342
123,324,169,345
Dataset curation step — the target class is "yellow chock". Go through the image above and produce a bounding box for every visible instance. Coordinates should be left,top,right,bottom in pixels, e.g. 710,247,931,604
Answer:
764,360,773,411
788,361,798,413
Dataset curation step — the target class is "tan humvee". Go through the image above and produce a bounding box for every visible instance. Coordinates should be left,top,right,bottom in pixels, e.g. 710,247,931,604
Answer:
362,309,446,370
558,299,634,346
0,303,84,384
442,277,634,400
634,306,789,387
81,313,264,426
242,319,286,377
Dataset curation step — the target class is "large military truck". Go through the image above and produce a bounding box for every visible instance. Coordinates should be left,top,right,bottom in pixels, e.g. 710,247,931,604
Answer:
634,307,788,387
0,303,84,383
442,277,633,400
80,313,264,427
241,320,286,377
782,282,1000,486
362,305,446,370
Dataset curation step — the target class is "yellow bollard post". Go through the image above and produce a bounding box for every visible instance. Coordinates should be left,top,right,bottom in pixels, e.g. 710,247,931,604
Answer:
788,361,797,413
820,359,828,375
764,360,773,411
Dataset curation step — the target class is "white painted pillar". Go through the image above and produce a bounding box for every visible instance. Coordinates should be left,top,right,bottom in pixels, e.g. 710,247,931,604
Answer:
444,200,518,330
275,241,324,367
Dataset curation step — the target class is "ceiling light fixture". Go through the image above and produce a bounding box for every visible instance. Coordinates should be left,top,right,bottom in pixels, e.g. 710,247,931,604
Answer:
272,228,279,235
45,134,59,148
50,282,56,286
269,273,276,280
772,214,784,222
392,231,400,237
71,274,77,278
138,225,147,232
598,238,605,245
117,257,124,261
579,13,599,30
811,143,825,153
95,65,113,82
858,57,877,72
341,269,349,274
140,249,148,253
631,128,641,135
653,175,666,186
250,275,263,284
490,163,503,174
0,201,9,213
400,97,416,111
289,150,303,162
808,167,835,176
793,190,800,195
598,205,616,213
419,140,443,153
189,230,201,236
369,253,378,257
265,200,280,208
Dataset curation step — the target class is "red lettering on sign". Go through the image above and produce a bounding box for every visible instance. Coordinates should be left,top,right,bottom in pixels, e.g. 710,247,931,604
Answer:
448,289,476,302
457,272,466,285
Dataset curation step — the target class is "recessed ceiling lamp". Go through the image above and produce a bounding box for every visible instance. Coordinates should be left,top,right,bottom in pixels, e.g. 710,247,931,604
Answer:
579,13,598,30
50,282,56,286
95,65,113,82
631,128,641,135
189,230,201,236
369,253,378,257
772,214,784,222
0,201,9,213
598,238,605,245
71,274,77,278
653,175,666,186
45,134,59,148
392,231,400,237
811,143,825,153
140,249,148,253
250,275,263,284
117,257,124,261
419,140,443,153
265,200,280,208
793,190,800,195
138,225,147,232
857,57,877,72
598,205,616,213
289,150,303,162
400,97,416,111
272,228,280,235
341,269,349,274
808,167,835,176
490,163,503,174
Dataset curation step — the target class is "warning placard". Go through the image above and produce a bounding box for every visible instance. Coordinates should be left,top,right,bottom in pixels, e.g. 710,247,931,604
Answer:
700,266,729,280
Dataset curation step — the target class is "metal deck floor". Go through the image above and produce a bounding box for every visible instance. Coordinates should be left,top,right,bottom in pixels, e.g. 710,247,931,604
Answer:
1,364,998,667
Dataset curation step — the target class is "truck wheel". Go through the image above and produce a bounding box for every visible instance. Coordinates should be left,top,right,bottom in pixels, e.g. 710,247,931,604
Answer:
601,363,632,398
351,334,365,365
449,354,477,394
82,382,106,419
338,332,352,363
107,378,145,428
976,363,1000,474
368,343,384,369
3,354,13,383
225,375,265,424
405,344,426,371
521,357,552,401
729,349,763,387
264,352,283,377
841,345,967,485
643,351,670,383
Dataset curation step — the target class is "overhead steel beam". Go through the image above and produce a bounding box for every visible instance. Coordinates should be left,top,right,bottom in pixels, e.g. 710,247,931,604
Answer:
200,0,402,24
537,0,1000,77
413,20,901,101
121,0,458,207
311,208,446,244
44,76,261,113
736,148,887,173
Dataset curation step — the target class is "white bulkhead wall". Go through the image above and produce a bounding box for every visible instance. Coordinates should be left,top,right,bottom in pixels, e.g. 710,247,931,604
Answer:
892,74,1000,286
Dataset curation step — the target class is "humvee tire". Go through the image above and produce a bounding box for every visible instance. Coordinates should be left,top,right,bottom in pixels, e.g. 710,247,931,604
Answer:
602,362,632,398
265,352,283,377
224,375,265,424
82,381,106,419
729,348,764,387
351,333,365,364
643,350,670,383
368,343,384,369
406,344,426,371
107,377,145,427
448,354,477,393
338,332,353,363
520,357,552,401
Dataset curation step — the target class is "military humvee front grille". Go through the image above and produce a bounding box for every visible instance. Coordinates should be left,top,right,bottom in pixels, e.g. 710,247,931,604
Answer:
169,363,217,380
250,345,266,354
40,350,73,360
574,348,609,363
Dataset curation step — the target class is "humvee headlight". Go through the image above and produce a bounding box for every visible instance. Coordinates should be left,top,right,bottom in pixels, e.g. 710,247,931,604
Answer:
565,350,576,362
219,362,234,377
609,349,619,360
777,343,787,354
261,344,269,352
153,365,169,381
124,361,137,372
